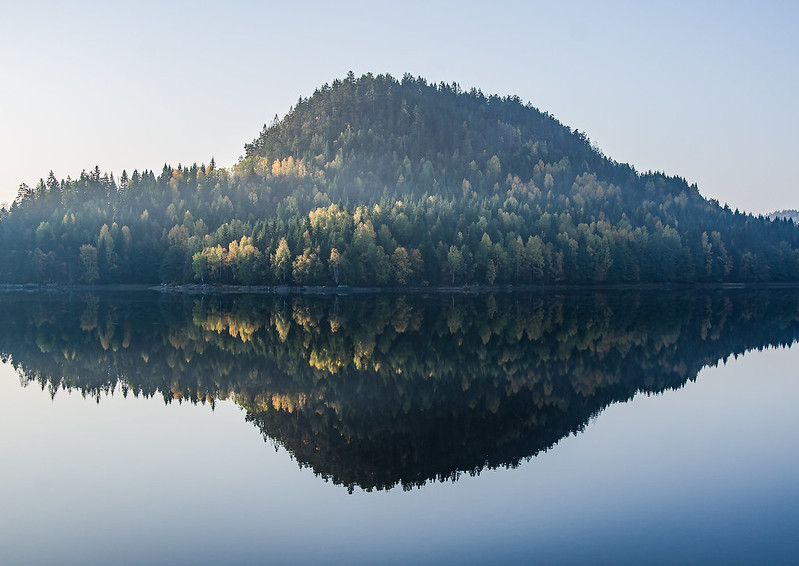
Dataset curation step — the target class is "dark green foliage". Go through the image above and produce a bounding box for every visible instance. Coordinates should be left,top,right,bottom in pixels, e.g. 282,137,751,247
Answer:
3,73,799,285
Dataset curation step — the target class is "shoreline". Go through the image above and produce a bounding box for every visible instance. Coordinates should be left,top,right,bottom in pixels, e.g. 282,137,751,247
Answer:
3,281,799,295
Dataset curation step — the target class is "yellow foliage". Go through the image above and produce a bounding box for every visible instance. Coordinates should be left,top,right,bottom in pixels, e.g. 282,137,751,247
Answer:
273,312,292,342
270,393,307,413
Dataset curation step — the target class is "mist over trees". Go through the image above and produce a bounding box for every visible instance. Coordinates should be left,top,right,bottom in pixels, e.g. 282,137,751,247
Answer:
770,209,799,224
2,72,798,286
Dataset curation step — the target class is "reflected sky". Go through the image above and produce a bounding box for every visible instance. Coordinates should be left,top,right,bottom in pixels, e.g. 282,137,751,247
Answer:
1,294,798,564
1,348,798,564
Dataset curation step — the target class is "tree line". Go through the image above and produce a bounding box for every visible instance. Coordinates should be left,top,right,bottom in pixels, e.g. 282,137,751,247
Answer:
2,72,798,286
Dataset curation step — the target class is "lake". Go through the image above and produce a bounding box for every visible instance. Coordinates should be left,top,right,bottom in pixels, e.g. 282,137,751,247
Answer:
1,289,798,565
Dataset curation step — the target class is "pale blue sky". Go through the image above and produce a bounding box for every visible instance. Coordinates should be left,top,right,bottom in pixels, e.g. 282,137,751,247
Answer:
1,1,797,214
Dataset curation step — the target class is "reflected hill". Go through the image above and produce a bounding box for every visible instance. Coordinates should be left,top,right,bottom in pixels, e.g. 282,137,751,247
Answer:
1,289,798,491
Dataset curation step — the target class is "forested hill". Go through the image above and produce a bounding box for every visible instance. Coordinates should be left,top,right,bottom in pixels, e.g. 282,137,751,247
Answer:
2,72,799,286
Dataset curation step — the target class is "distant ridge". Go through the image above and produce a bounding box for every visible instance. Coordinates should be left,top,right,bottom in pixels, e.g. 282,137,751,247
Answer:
769,209,799,223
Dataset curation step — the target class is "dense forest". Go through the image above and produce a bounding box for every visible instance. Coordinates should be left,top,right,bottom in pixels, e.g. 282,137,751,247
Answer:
2,290,799,490
2,72,799,286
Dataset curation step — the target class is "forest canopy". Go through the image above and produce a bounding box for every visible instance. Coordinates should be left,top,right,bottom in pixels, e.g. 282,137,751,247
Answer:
2,72,798,286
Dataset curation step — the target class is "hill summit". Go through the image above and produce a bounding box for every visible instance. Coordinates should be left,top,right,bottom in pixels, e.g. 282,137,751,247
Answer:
2,72,798,286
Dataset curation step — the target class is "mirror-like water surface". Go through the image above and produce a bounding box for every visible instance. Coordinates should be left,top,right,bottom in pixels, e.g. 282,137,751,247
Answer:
1,290,798,564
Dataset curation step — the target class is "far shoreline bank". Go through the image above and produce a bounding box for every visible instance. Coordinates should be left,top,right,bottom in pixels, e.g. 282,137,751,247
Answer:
3,281,799,296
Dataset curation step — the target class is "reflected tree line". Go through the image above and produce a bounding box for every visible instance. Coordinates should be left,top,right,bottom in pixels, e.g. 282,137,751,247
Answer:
1,289,798,491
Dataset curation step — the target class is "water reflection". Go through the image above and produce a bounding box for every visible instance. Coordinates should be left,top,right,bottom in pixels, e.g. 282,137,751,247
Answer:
1,289,798,492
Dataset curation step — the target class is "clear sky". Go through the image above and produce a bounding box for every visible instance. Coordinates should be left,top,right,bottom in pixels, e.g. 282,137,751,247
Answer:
1,0,797,215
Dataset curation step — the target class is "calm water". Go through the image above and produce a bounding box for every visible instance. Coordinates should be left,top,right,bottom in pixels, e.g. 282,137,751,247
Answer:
1,290,798,565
